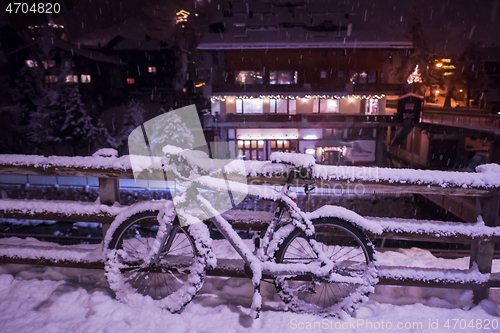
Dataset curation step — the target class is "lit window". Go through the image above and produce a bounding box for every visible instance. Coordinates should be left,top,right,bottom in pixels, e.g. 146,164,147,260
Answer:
42,60,56,69
313,99,319,113
270,99,277,113
236,99,243,113
235,71,263,84
277,99,287,113
288,99,296,115
359,71,368,84
236,99,263,114
81,75,91,83
320,70,327,79
127,78,135,84
365,99,378,115
65,75,78,83
45,75,58,83
270,70,297,84
148,66,156,73
25,60,37,67
320,99,339,113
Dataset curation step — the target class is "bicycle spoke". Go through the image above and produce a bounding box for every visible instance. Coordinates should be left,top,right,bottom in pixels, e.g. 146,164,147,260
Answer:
107,212,206,311
274,220,375,315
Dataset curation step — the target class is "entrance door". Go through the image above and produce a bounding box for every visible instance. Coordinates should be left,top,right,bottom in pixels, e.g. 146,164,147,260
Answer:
324,151,340,165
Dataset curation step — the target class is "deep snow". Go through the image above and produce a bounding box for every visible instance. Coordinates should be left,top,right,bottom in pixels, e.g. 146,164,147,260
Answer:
0,247,499,332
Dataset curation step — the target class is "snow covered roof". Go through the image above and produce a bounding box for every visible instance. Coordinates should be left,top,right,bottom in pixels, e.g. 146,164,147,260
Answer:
396,93,424,100
197,1,413,50
54,40,124,65
5,38,124,65
107,37,173,51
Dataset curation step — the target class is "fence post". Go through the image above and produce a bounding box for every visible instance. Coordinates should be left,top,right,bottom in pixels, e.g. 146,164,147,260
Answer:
470,191,500,303
99,177,120,239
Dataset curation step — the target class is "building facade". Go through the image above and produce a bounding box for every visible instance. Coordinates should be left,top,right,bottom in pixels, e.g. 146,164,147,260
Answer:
197,1,413,165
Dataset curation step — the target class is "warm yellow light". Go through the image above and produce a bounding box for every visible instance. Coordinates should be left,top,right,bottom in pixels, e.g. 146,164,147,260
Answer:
436,63,443,68
435,90,439,94
176,10,190,16
459,89,463,92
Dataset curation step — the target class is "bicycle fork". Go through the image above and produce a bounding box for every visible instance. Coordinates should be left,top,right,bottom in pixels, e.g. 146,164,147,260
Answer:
151,223,177,265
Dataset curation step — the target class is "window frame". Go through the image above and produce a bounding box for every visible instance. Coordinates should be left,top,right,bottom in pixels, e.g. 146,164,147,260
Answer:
269,70,298,85
234,70,263,85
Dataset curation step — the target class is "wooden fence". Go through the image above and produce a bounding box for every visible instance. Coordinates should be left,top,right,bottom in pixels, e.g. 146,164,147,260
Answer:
0,154,499,304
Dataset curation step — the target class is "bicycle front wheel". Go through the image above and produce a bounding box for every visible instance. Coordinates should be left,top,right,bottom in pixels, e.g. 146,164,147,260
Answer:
105,210,207,312
274,218,377,316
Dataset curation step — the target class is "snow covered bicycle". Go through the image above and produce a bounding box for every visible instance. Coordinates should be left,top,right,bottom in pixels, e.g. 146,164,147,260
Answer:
104,106,377,317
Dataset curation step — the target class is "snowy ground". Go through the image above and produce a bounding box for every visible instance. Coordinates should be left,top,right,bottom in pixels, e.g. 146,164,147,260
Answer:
0,246,499,333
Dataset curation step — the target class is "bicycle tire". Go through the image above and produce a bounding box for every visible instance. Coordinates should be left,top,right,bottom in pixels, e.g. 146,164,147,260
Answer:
105,210,207,312
273,217,377,316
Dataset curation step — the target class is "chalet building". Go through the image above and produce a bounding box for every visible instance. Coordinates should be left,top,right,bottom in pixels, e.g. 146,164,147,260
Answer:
482,47,500,112
1,24,125,104
102,36,187,93
196,1,413,166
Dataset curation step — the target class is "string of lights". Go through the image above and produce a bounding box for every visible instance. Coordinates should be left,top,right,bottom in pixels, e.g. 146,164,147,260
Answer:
210,94,385,102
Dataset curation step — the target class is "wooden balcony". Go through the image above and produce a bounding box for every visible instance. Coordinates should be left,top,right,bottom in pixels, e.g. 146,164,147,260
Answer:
206,113,396,128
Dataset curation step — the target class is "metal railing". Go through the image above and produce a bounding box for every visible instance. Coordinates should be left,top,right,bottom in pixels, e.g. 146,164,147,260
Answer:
421,111,500,131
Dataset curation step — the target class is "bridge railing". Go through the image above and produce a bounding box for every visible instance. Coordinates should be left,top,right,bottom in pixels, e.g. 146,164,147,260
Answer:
421,110,500,131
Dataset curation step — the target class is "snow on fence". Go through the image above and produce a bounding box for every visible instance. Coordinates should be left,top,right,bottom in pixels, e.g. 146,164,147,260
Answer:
0,153,499,302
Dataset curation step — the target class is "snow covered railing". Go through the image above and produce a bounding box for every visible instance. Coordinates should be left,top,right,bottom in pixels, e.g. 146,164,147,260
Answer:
1,238,500,289
2,200,500,244
1,154,500,196
0,199,124,224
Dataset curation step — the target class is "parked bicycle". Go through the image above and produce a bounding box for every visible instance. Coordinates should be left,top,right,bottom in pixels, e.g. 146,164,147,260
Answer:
104,106,377,318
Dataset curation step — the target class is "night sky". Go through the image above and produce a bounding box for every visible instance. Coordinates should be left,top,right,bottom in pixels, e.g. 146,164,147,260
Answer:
1,0,499,55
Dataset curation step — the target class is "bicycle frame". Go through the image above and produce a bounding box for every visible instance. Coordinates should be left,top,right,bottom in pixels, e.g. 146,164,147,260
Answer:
170,166,347,280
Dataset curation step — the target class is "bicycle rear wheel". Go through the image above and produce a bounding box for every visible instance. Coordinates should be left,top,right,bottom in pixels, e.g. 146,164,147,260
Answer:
105,210,207,312
273,218,377,316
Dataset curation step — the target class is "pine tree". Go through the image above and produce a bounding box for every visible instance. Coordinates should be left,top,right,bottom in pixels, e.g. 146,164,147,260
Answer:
0,50,23,153
106,100,146,152
20,27,100,155
148,107,195,153
455,43,488,107
393,5,430,93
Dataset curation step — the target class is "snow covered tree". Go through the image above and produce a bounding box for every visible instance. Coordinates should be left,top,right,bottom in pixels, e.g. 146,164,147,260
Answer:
17,27,101,155
393,6,430,94
147,107,195,154
128,106,195,157
28,62,98,154
0,50,24,153
105,100,147,153
453,43,488,107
